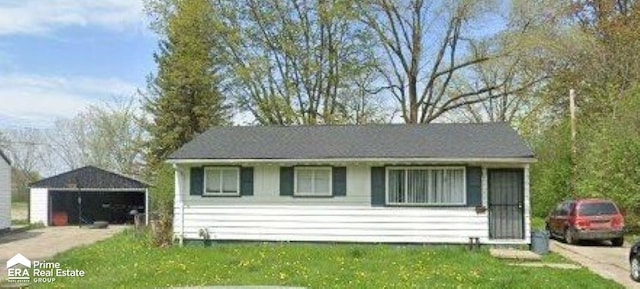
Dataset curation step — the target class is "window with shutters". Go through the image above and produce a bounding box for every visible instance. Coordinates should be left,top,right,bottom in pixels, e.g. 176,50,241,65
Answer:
386,167,466,205
204,167,240,196
294,167,332,196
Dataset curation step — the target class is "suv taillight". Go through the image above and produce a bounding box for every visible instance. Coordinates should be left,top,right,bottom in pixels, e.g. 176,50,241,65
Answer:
575,217,591,229
612,215,624,229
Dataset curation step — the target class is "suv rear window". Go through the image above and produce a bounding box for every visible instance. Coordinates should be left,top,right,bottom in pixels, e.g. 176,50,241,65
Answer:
578,202,619,216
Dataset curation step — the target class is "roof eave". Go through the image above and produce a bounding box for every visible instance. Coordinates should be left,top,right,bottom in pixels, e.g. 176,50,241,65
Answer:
166,156,537,164
31,187,147,192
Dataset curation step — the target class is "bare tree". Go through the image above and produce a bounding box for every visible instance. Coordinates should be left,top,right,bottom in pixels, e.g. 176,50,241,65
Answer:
48,97,145,177
359,0,550,123
2,129,49,204
3,129,49,175
206,0,383,125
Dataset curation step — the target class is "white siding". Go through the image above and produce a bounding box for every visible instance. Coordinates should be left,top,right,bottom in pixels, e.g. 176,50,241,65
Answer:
173,162,531,245
0,158,10,230
29,188,49,225
182,165,371,206
175,205,488,243
524,164,531,243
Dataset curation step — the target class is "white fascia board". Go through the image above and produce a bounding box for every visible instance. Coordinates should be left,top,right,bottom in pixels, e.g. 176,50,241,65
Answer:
44,188,147,192
166,157,537,165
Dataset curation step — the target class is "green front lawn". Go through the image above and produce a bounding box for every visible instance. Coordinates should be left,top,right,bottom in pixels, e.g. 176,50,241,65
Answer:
30,230,620,289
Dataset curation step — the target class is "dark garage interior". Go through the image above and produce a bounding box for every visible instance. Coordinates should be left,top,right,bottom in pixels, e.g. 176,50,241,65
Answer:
50,190,145,225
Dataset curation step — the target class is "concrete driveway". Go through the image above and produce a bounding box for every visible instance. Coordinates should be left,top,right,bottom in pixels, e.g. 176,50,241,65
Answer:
551,239,639,288
0,226,126,280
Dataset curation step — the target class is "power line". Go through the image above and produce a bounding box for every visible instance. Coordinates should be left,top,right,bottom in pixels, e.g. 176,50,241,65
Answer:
3,140,58,147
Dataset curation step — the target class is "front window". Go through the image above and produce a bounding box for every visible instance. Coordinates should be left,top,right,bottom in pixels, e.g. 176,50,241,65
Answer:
387,167,465,205
204,167,240,196
295,167,332,196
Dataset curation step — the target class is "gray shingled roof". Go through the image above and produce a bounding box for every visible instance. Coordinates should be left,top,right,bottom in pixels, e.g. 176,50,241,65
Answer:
30,166,148,189
168,123,534,161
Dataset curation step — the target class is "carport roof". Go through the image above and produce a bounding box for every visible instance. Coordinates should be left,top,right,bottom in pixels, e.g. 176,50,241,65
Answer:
30,166,149,190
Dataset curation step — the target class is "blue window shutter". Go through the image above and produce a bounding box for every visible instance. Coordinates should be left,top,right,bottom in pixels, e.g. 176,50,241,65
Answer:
371,167,386,206
280,167,294,196
332,167,347,197
190,167,204,196
240,167,254,196
466,166,482,206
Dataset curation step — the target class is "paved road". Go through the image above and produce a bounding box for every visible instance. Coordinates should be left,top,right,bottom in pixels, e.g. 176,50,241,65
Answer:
551,239,639,288
0,226,126,280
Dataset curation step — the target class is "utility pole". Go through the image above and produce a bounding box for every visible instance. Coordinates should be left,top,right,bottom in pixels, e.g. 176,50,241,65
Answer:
569,89,577,197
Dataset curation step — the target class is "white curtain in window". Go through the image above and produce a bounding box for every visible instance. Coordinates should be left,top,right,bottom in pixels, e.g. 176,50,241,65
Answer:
449,169,464,203
314,170,331,194
431,170,443,203
297,170,314,193
206,169,221,192
222,170,238,193
389,168,464,205
408,170,429,203
431,169,464,204
388,170,404,203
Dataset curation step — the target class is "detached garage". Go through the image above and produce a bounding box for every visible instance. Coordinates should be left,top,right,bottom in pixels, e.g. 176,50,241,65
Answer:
30,166,148,226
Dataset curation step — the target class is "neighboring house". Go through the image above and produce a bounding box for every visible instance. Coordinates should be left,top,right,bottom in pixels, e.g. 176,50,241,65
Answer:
168,123,535,245
30,166,149,226
0,150,11,231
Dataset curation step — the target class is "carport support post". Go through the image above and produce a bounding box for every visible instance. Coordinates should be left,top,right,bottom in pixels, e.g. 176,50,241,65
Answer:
77,188,82,228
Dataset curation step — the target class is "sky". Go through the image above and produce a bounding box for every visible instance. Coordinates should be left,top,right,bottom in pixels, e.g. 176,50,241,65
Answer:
0,0,157,130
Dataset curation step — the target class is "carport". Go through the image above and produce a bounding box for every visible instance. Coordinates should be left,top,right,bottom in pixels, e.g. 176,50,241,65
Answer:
29,166,149,226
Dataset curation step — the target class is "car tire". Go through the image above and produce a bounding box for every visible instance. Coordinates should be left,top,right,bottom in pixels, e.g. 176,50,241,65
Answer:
612,237,624,247
564,228,576,245
631,255,640,282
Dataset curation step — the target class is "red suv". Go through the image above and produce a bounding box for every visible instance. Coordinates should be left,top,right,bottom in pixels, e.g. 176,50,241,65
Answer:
545,199,625,246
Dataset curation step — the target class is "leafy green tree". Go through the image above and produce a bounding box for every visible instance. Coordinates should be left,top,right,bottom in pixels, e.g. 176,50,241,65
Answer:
576,87,640,230
144,0,230,245
536,1,640,121
530,120,573,218
143,0,229,168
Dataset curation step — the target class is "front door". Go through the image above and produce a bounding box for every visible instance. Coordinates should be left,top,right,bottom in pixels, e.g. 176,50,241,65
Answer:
488,169,525,239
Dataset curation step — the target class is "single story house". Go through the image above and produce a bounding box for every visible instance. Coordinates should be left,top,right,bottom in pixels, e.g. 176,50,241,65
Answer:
30,166,149,226
0,150,11,231
168,123,535,245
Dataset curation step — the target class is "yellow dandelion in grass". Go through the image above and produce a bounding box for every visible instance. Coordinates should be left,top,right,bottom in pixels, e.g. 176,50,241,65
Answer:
279,272,288,280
